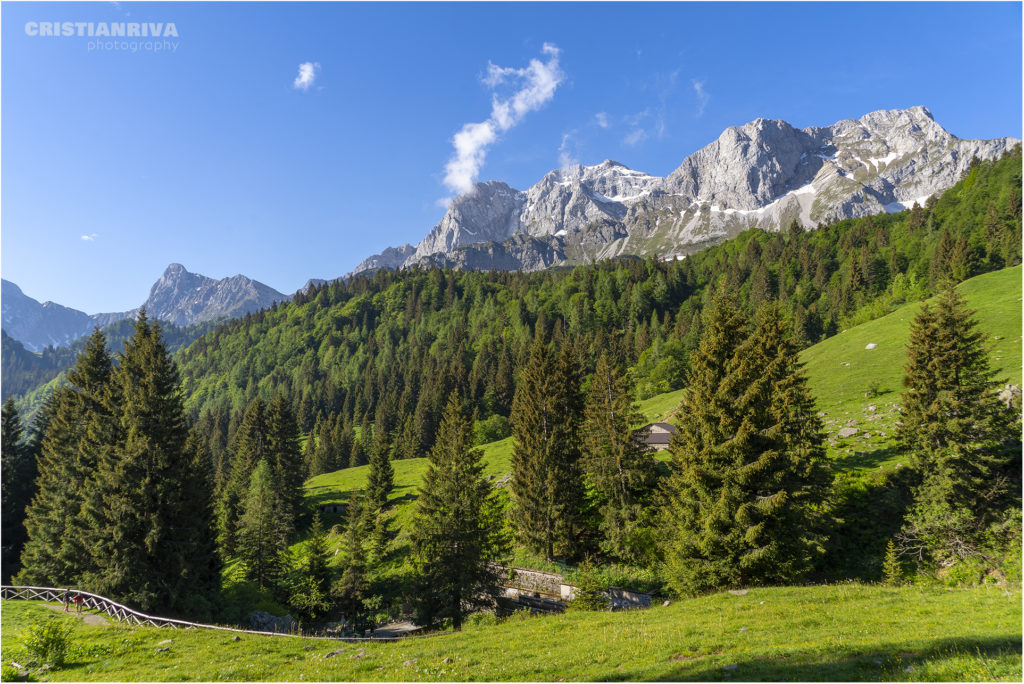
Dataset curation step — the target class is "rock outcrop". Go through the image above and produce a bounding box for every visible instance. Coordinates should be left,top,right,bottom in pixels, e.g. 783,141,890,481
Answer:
351,107,1017,276
2,264,289,351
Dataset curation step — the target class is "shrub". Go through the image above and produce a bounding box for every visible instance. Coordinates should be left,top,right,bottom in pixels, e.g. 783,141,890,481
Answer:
865,379,884,398
464,612,498,630
21,619,74,668
474,414,511,445
0,662,24,681
882,539,904,585
569,559,608,611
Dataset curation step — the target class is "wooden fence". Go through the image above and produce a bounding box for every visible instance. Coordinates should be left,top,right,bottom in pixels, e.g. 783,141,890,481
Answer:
0,585,418,642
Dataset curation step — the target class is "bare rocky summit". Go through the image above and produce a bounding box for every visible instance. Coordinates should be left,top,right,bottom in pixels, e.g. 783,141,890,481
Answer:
351,107,1017,275
2,264,289,351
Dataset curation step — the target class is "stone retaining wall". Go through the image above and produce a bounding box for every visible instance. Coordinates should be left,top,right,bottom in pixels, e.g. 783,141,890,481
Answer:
500,566,654,610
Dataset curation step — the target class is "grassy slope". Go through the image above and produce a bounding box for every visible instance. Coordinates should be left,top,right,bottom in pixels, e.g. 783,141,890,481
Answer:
802,265,1021,473
2,584,1019,681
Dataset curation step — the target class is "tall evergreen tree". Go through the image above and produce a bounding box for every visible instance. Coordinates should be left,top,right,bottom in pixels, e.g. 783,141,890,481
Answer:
332,495,370,629
510,330,586,561
289,512,334,624
177,431,223,617
582,352,657,564
18,330,115,587
365,425,394,512
896,285,1020,563
661,294,831,595
238,459,289,590
409,393,507,629
216,398,268,557
266,393,303,535
2,398,37,582
91,313,214,614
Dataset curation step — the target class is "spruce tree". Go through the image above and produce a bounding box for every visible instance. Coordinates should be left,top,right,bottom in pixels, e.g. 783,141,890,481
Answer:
897,284,1019,563
177,431,223,617
511,329,588,561
510,330,559,559
93,314,213,614
582,351,657,564
332,495,370,630
289,512,334,624
2,398,36,582
238,459,288,590
661,294,830,595
216,398,268,557
266,393,303,535
365,425,394,512
409,393,507,629
550,337,587,560
18,330,115,587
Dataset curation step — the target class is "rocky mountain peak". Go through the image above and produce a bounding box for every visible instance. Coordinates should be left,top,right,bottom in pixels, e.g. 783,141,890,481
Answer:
346,106,1017,279
2,265,291,351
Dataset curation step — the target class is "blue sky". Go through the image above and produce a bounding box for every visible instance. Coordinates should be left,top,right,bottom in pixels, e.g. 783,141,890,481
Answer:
2,1,1021,313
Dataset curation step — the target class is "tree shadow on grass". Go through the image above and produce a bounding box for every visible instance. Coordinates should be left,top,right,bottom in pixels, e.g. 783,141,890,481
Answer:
831,445,901,472
636,634,1022,682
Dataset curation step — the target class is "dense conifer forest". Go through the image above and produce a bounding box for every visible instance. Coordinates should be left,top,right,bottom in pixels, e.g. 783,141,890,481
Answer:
178,147,1021,479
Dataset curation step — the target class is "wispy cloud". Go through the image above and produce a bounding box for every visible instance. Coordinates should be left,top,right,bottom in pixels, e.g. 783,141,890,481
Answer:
622,129,648,147
558,131,578,168
594,112,610,129
692,79,710,117
81,233,98,242
442,43,565,199
293,62,320,91
621,108,652,147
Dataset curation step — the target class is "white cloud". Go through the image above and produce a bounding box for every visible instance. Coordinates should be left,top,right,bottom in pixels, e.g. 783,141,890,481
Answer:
81,233,98,241
693,79,710,117
623,129,648,147
442,43,565,197
293,62,320,91
594,112,609,129
558,131,578,168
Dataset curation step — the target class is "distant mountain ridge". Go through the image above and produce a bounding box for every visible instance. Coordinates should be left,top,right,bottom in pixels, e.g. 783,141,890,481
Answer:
2,264,289,352
346,106,1018,275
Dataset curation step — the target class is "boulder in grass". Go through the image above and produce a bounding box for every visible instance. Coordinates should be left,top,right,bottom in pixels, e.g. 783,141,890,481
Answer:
865,343,877,350
837,427,859,438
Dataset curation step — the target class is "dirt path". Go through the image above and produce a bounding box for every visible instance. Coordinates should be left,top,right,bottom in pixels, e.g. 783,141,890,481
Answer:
42,603,110,627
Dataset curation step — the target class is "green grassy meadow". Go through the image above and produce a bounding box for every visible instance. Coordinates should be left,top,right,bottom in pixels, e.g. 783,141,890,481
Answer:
3,583,1020,681
801,265,1021,472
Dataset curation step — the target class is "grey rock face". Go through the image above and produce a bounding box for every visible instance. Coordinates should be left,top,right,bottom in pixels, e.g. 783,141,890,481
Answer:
1,279,96,352
350,243,416,276
358,107,1016,275
2,264,290,350
137,263,288,327
415,234,566,272
409,181,525,262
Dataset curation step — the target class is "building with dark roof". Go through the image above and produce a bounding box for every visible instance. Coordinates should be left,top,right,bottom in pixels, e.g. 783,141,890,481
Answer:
639,422,677,451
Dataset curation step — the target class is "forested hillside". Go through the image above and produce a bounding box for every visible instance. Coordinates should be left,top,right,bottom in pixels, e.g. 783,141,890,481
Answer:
179,146,1022,476
4,318,221,414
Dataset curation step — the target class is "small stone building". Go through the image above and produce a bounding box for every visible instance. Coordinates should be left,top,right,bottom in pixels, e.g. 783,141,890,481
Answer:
639,422,677,451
